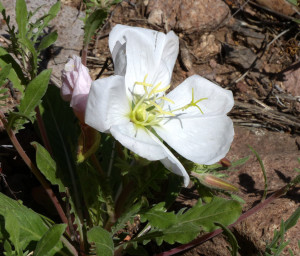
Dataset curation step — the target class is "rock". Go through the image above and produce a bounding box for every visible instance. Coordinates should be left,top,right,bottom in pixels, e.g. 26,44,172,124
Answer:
193,33,221,60
147,8,164,27
234,198,299,256
254,0,297,16
226,126,300,255
61,0,82,9
0,0,84,86
181,126,300,256
147,0,230,33
223,45,261,69
282,64,300,112
179,39,194,71
283,66,300,97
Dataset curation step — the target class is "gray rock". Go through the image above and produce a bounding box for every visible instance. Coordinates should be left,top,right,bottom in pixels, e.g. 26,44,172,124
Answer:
0,0,84,86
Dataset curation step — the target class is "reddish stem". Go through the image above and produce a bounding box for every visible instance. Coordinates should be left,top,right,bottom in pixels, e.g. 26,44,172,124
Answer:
81,46,88,66
35,106,53,155
0,111,70,235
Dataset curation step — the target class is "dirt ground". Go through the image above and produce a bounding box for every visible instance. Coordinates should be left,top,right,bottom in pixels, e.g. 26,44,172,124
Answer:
0,0,299,255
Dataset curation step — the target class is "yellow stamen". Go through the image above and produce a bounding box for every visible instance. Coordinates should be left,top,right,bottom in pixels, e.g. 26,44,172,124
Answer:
158,96,175,104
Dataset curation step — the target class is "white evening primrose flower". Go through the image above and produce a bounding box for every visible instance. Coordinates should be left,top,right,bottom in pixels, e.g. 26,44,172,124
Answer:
85,25,234,187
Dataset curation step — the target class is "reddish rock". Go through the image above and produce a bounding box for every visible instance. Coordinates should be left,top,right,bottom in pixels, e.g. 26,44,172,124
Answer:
147,0,230,33
255,0,296,16
181,126,300,255
283,66,300,97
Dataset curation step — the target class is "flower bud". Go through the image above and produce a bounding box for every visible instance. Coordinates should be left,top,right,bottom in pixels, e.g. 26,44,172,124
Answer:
191,172,238,192
61,55,92,123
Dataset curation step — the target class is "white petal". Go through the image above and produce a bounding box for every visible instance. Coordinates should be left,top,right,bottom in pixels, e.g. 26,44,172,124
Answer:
110,123,166,161
110,123,190,186
111,41,126,76
108,24,179,96
146,131,189,186
161,31,179,75
154,115,234,165
85,75,130,132
164,75,234,117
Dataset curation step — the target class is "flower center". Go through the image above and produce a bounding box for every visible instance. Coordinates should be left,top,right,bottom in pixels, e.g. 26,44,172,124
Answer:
129,75,207,128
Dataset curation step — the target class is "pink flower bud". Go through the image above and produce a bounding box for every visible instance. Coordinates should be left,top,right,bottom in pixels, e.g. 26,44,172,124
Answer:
61,55,92,123
191,172,238,192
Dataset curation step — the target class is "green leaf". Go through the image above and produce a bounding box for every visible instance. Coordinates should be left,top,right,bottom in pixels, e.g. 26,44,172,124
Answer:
3,240,14,255
87,226,114,256
38,85,82,232
18,69,51,122
139,197,241,245
111,201,143,235
0,2,5,12
16,0,28,39
284,206,300,231
5,213,21,251
249,145,267,200
0,63,11,84
179,197,241,232
33,224,67,256
215,222,239,256
265,207,300,255
38,31,58,51
0,192,48,250
19,37,38,72
31,142,65,193
0,47,25,93
42,1,61,28
140,203,176,229
287,0,297,6
84,9,107,46
230,156,250,168
33,1,61,42
38,85,78,173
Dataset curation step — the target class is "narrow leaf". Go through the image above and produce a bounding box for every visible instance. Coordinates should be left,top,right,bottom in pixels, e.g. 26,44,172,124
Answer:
284,207,300,231
0,47,25,93
38,85,78,176
31,142,65,193
0,2,4,12
19,69,51,120
43,1,61,28
38,31,58,51
33,224,67,256
19,37,38,72
248,145,268,200
0,63,11,84
87,226,114,256
215,222,239,256
33,1,61,42
16,0,28,38
84,9,107,46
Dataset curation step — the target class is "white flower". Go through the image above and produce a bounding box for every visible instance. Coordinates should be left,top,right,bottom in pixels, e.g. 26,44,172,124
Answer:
85,25,234,186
